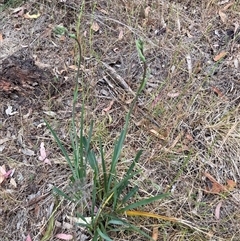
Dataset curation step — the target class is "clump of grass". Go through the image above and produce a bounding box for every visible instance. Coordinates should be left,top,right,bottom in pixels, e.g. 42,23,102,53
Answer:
46,26,168,240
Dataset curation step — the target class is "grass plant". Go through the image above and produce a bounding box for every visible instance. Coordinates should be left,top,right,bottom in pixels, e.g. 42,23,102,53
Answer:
46,29,168,240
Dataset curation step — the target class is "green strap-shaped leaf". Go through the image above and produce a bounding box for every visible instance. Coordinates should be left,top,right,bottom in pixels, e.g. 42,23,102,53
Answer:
120,193,170,212
97,227,113,241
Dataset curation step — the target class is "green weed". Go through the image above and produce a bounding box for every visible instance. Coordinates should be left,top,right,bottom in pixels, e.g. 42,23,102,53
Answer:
46,27,169,240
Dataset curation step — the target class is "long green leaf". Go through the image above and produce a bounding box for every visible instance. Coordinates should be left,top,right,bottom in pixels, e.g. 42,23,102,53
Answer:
69,130,83,181
86,121,93,152
111,130,126,166
91,176,98,216
97,227,113,241
122,185,139,204
114,170,140,198
88,150,99,174
52,187,73,201
120,193,170,212
126,150,142,176
116,150,142,196
108,219,126,226
107,129,128,192
109,170,140,198
45,121,75,174
99,139,107,193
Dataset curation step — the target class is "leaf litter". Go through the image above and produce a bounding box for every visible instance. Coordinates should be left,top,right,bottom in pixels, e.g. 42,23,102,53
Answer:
0,1,239,240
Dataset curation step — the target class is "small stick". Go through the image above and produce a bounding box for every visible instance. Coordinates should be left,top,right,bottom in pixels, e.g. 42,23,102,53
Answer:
101,61,135,95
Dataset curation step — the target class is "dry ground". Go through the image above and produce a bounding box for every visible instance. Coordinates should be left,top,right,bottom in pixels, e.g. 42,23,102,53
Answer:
0,0,240,240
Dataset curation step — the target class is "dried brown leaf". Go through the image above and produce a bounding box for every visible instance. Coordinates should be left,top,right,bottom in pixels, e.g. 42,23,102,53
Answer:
55,233,73,240
68,65,78,71
24,12,41,19
218,10,227,23
152,226,158,241
211,86,225,98
185,133,194,142
98,8,109,15
144,6,151,18
118,27,124,40
204,173,236,194
204,172,227,194
0,165,12,184
91,21,100,32
103,100,114,113
149,129,166,140
12,7,25,17
10,178,17,188
215,202,222,220
167,92,180,98
186,54,192,75
213,51,227,61
222,2,234,11
226,179,236,191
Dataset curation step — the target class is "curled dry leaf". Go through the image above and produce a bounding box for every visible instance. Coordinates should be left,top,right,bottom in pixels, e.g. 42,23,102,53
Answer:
219,10,227,23
144,6,151,18
26,234,32,241
118,27,124,40
167,92,180,98
68,65,78,71
215,202,222,220
186,54,192,75
204,172,236,194
233,58,239,69
98,8,109,15
213,51,227,61
211,86,224,98
226,179,236,191
217,0,233,23
24,12,41,19
10,178,17,188
102,100,114,113
204,172,226,193
152,226,158,241
39,142,51,165
12,7,26,17
149,129,166,140
91,21,100,32
55,233,73,240
0,165,13,184
43,111,56,117
222,2,234,11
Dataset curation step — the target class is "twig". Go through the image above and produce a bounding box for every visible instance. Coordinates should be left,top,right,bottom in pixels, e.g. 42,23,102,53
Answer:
102,61,135,95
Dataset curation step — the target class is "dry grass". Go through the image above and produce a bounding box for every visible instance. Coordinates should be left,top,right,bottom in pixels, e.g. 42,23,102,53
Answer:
0,0,239,240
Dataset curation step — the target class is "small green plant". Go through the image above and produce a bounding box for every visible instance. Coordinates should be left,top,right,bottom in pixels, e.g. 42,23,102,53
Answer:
46,28,169,240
